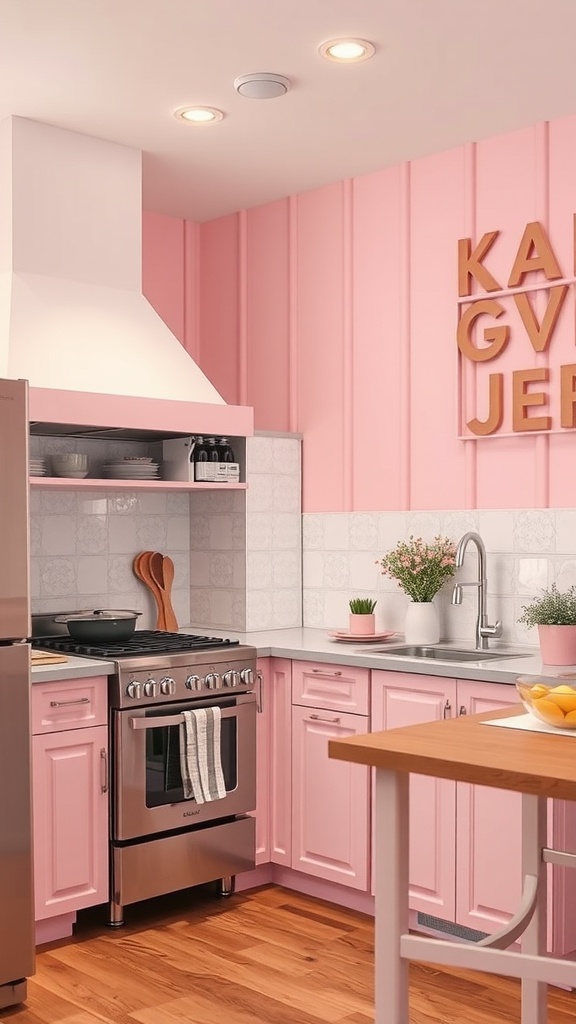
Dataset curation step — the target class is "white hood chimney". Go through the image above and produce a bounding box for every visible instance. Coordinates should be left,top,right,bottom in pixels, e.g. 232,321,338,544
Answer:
0,116,225,406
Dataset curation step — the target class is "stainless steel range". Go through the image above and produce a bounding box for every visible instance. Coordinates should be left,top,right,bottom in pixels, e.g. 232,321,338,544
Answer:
34,631,259,926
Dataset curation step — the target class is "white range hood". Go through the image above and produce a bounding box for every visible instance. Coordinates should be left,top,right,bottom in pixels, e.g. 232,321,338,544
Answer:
0,116,250,435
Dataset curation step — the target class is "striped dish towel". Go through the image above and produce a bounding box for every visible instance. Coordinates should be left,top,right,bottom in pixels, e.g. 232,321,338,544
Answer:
179,707,226,803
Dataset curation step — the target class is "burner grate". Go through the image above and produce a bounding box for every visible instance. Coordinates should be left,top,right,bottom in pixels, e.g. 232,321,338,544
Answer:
32,630,240,658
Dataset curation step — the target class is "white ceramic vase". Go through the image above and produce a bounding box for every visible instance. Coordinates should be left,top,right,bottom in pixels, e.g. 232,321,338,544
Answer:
404,601,440,645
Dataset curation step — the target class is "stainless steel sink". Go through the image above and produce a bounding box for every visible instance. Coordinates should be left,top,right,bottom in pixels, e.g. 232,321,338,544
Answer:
370,645,531,663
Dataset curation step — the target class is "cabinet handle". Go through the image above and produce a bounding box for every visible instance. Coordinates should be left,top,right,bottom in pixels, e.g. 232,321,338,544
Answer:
49,697,90,708
311,668,342,677
100,748,108,794
443,700,451,719
256,669,264,715
309,713,341,724
459,705,467,716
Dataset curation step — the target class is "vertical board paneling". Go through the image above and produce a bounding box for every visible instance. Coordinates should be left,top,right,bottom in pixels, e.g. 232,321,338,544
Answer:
199,214,240,405
183,219,200,361
246,200,291,432
409,148,467,509
297,184,346,512
473,127,539,507
142,210,185,343
143,115,576,513
352,168,404,511
547,115,576,507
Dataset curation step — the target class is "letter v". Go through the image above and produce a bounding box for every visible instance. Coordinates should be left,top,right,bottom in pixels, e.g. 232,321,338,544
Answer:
513,285,569,353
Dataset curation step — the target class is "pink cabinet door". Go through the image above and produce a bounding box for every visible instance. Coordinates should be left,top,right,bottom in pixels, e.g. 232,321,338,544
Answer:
291,705,370,890
371,670,457,919
253,658,271,865
33,725,108,920
269,658,292,866
455,680,522,934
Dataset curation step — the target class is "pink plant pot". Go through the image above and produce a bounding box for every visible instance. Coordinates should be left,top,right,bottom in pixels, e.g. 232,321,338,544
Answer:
349,613,375,635
538,624,576,666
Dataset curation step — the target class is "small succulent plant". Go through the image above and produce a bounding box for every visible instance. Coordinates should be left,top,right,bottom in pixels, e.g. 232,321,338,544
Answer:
349,597,377,615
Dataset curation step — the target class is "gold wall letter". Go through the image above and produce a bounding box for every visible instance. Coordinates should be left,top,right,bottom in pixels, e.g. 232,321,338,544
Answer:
457,299,509,362
560,364,576,428
458,232,502,297
508,222,563,287
513,285,568,353
512,368,551,432
467,374,504,436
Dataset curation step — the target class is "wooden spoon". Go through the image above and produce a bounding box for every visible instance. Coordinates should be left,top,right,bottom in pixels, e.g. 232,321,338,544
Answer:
134,550,166,629
161,555,179,632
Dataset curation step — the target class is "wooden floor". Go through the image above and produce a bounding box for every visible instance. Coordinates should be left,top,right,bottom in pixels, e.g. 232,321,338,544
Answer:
4,884,576,1024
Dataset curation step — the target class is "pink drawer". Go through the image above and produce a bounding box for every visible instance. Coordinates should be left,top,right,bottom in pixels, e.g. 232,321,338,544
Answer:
32,676,108,734
292,661,369,715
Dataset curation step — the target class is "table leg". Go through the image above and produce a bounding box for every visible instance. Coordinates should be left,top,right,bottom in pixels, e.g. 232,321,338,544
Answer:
521,793,548,1024
374,768,410,1024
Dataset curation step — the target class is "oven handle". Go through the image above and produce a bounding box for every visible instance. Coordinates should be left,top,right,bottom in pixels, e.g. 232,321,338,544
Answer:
256,669,263,714
130,706,243,730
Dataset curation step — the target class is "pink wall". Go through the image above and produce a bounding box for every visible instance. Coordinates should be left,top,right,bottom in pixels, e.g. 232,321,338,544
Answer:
143,115,576,514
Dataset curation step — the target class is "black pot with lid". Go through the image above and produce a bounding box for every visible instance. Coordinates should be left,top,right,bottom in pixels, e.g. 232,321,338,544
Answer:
54,609,142,642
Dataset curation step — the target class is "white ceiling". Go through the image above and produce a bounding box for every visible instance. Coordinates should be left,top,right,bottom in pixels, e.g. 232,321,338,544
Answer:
2,0,576,223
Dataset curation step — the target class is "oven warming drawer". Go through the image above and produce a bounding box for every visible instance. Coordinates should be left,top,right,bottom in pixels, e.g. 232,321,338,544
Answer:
111,816,256,909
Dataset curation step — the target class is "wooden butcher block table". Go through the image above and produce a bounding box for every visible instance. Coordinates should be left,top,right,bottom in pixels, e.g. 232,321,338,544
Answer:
329,705,576,1024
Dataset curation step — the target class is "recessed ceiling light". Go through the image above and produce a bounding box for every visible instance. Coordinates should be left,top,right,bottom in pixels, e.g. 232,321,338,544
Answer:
173,106,224,124
318,38,375,63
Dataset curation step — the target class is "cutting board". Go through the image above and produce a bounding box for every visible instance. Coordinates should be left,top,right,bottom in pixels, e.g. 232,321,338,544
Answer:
31,650,69,665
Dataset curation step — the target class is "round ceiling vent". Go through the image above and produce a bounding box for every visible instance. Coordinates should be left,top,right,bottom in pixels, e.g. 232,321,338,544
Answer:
234,73,291,99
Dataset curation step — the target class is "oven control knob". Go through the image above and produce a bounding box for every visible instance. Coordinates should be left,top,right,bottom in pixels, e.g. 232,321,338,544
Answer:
222,670,241,688
240,668,255,686
160,676,176,695
204,672,221,690
185,674,202,691
126,681,142,700
143,679,159,698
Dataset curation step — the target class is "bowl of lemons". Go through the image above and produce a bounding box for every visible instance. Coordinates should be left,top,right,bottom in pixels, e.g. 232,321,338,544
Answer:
516,675,576,729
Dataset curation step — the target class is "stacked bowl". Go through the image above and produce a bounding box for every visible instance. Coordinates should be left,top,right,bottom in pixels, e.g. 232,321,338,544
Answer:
51,454,89,479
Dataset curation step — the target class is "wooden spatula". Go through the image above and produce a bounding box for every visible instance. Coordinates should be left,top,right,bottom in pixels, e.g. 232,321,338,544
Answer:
133,550,166,629
161,555,179,632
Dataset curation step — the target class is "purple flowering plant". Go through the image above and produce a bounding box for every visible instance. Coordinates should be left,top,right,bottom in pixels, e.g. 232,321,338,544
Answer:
377,535,457,603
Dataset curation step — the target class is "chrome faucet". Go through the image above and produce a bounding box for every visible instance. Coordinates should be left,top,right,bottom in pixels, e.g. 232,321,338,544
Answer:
451,531,502,650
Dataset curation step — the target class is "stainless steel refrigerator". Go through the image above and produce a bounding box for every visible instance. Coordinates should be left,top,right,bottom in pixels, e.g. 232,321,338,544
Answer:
0,377,35,1007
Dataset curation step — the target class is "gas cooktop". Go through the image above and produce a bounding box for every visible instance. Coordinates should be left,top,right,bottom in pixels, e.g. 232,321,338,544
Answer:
32,630,240,659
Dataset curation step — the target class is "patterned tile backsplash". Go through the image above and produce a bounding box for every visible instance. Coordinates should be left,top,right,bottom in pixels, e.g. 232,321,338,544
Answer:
30,485,192,629
302,508,576,649
29,434,576,645
189,434,303,632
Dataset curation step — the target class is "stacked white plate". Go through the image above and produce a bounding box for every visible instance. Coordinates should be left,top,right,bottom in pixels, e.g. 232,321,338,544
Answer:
29,458,48,477
103,458,160,480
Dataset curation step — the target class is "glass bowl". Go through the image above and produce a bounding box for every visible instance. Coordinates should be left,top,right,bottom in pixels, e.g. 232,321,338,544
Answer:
516,675,576,729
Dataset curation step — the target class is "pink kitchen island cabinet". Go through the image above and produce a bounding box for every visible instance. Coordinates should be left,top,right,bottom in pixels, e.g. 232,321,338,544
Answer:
329,705,576,1024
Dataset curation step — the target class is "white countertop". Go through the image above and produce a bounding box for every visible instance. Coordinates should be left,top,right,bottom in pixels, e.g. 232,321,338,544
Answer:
179,625,560,685
31,655,116,683
29,627,564,686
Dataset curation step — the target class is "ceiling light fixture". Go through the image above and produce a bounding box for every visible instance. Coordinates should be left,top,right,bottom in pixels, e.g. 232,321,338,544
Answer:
234,73,291,99
318,38,375,63
173,106,224,124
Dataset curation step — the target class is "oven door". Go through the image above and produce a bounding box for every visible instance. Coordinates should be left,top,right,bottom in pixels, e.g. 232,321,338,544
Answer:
112,693,256,841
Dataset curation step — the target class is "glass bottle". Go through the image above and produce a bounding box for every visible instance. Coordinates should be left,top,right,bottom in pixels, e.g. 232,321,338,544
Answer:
218,437,235,463
206,438,220,462
193,436,208,481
